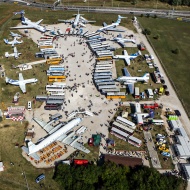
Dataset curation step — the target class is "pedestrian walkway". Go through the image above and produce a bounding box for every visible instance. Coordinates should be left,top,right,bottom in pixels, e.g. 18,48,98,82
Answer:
144,131,162,168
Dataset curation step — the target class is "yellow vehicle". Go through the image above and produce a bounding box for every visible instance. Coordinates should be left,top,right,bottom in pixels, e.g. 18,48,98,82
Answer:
106,92,126,99
158,144,166,151
48,76,66,82
96,56,112,61
46,60,61,65
39,45,53,49
159,87,164,95
47,58,62,62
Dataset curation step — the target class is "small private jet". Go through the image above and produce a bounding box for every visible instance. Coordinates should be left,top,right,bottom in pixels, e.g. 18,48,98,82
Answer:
10,31,22,38
113,49,141,65
117,68,149,94
96,15,126,33
5,73,38,93
22,117,90,160
10,10,46,33
112,34,136,48
58,10,96,28
4,37,23,47
5,47,21,59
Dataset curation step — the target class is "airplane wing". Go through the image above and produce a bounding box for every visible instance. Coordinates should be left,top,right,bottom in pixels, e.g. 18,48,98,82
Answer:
19,83,26,93
123,50,128,56
10,25,34,30
105,28,125,32
36,19,43,25
118,41,126,48
58,19,73,23
19,73,24,81
123,68,131,77
33,117,54,133
124,58,130,65
128,83,134,94
14,47,17,54
59,131,90,153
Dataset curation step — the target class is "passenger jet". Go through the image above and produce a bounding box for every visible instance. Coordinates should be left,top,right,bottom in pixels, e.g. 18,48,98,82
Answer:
113,50,141,65
5,73,38,93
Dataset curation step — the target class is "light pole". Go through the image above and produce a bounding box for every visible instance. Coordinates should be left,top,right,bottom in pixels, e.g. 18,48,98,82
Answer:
20,165,29,190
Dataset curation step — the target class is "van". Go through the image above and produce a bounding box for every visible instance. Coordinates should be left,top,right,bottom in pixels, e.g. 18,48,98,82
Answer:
27,101,32,111
35,174,45,183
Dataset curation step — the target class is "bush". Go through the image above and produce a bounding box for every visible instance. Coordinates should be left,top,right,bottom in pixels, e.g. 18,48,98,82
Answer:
142,28,151,35
140,14,143,17
154,14,157,18
153,34,160,39
172,48,180,54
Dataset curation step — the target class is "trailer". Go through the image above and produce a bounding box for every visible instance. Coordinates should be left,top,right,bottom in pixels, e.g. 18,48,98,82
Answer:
106,92,126,99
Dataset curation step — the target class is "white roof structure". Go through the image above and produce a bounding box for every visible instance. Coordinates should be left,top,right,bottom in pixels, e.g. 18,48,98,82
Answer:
169,119,183,130
181,164,190,181
0,162,4,172
111,127,129,138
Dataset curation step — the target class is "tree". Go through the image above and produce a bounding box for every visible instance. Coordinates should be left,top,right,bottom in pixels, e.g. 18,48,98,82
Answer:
172,48,180,54
142,28,151,35
153,34,160,39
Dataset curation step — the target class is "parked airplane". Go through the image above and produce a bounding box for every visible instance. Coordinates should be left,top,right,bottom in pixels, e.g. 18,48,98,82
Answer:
10,10,46,33
113,50,141,65
96,15,126,33
4,37,23,47
112,34,136,47
22,117,90,160
58,10,96,28
5,47,21,59
117,69,149,94
10,31,22,38
5,73,38,93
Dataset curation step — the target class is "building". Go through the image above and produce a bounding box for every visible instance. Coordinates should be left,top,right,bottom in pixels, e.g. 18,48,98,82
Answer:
181,164,190,181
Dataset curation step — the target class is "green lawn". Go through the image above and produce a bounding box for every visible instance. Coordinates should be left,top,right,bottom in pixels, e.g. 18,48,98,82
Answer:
138,17,190,117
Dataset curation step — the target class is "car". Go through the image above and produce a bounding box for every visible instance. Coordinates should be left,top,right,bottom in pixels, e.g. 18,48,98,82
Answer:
174,110,181,116
161,152,171,157
161,79,165,84
35,174,45,183
165,91,170,96
156,134,165,139
88,138,94,146
163,85,168,90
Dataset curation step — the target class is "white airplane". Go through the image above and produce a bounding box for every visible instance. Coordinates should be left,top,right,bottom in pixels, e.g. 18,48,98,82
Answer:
112,34,136,48
113,49,141,65
5,47,21,59
58,10,96,28
117,69,149,94
10,31,22,38
96,15,126,33
4,37,23,47
5,73,38,93
22,117,90,160
10,10,46,33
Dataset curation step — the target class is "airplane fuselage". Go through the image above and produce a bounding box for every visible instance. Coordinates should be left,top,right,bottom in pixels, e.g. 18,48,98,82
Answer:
22,18,46,33
117,76,148,82
98,23,118,32
73,14,80,28
29,118,82,155
8,78,37,85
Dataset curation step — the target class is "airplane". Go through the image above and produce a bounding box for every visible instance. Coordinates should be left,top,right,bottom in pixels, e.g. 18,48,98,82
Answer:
58,10,96,28
5,73,38,93
4,37,23,47
10,10,46,33
5,47,21,59
113,49,141,65
96,15,126,33
116,69,149,94
22,117,90,160
112,33,136,48
10,31,22,38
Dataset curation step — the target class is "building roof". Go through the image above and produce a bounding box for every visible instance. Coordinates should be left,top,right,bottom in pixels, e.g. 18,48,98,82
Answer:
104,154,143,167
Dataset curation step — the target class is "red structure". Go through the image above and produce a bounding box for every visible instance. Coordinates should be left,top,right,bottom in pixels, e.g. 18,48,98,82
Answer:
73,159,88,166
143,103,159,109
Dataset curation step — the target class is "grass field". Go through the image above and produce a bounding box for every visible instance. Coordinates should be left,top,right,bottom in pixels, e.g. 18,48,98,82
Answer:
138,17,190,117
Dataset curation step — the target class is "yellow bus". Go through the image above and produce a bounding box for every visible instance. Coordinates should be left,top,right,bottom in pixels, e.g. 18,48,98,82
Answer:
106,92,126,99
48,76,66,82
47,57,62,61
96,56,112,61
46,60,61,65
39,45,53,49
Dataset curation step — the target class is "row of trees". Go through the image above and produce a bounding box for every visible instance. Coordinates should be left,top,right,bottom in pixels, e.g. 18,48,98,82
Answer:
119,0,190,6
53,162,186,190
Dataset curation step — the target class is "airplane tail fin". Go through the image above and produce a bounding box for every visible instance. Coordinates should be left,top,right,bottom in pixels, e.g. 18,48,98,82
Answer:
143,73,150,82
13,10,25,15
4,39,8,44
5,52,9,58
22,144,40,160
116,15,126,24
5,77,10,83
138,50,142,56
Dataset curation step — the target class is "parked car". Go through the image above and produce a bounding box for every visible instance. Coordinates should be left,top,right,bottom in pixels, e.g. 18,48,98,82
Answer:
174,110,181,116
156,134,165,139
163,85,168,90
35,174,45,183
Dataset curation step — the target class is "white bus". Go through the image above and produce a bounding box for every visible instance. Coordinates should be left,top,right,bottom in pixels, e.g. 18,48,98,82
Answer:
110,127,130,141
116,116,136,130
112,121,134,135
152,119,164,125
128,136,142,147
49,91,65,96
46,85,65,91
95,64,112,68
96,82,115,86
98,85,117,90
94,70,112,73
76,126,87,135
135,103,141,114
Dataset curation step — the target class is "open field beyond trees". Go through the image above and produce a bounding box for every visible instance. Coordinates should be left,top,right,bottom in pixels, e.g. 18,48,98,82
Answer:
138,17,190,117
